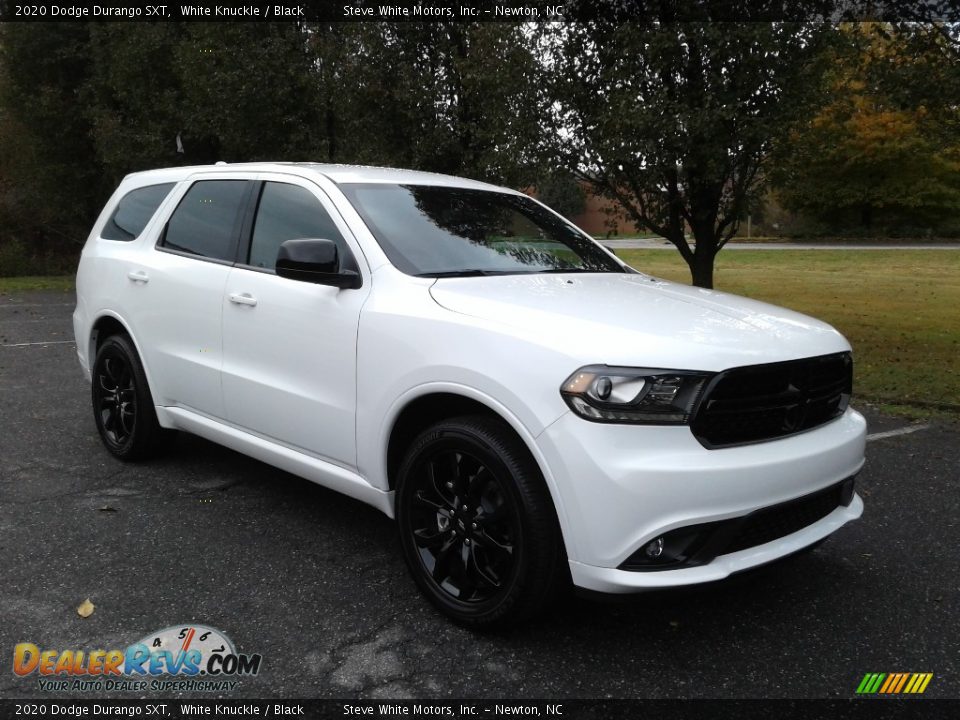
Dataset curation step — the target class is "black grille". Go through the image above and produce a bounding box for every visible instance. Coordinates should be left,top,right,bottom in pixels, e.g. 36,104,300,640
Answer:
691,352,852,448
724,479,851,554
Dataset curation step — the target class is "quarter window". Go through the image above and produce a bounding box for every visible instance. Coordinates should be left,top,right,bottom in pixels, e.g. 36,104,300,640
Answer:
161,180,249,262
101,183,175,241
248,182,347,271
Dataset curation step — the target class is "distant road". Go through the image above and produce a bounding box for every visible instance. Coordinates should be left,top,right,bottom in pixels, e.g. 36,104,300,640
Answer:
603,238,960,250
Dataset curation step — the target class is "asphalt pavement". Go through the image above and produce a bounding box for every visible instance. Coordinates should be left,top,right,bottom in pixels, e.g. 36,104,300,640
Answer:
1,291,958,700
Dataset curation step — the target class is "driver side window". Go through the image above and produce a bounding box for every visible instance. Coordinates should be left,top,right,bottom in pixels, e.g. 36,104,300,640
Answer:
248,182,348,271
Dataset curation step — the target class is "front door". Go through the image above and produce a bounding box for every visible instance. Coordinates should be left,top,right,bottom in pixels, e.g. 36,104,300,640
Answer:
221,176,370,469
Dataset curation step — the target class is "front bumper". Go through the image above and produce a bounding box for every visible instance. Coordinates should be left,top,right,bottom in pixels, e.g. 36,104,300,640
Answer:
536,407,866,593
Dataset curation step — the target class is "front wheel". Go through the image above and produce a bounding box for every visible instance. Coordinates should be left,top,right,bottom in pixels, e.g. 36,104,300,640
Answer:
91,334,171,461
395,415,566,628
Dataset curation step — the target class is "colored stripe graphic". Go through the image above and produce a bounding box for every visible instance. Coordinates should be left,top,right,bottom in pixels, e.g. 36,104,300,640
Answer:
857,673,932,694
879,674,896,693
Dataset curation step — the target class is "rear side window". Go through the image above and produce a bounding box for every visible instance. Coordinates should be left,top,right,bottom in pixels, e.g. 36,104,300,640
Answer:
248,182,347,270
160,180,249,262
100,183,175,241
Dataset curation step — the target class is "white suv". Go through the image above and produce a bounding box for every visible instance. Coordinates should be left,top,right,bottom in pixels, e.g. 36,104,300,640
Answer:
74,163,866,626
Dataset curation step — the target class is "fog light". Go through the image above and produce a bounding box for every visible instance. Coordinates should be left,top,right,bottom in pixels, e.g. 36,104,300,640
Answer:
620,522,722,571
644,536,664,559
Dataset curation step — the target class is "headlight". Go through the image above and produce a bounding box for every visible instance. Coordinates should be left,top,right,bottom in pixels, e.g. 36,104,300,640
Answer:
560,366,712,424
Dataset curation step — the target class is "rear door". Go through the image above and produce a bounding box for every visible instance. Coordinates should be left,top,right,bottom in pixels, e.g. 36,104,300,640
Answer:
221,174,370,469
127,175,253,419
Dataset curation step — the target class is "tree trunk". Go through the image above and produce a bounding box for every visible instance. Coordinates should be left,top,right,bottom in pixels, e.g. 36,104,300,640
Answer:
689,251,716,289
687,225,718,289
325,102,337,162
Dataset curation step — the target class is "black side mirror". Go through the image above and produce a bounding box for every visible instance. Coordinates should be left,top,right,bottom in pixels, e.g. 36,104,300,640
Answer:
275,238,361,289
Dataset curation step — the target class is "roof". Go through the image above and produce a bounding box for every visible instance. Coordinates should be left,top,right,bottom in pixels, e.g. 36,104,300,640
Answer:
124,162,512,193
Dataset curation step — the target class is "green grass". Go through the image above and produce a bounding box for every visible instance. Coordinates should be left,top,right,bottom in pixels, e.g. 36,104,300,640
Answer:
0,275,75,293
617,249,960,418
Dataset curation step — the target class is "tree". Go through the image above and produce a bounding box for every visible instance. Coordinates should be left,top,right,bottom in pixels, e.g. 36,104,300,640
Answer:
174,24,327,162
0,21,549,267
84,23,330,172
0,23,103,240
545,21,834,287
772,24,960,232
339,23,547,187
535,171,586,219
83,24,187,181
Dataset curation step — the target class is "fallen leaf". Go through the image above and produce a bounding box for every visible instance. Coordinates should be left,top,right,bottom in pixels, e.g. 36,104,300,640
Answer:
77,599,95,618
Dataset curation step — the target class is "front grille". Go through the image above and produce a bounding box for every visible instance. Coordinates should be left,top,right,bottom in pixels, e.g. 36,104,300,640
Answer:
691,352,852,448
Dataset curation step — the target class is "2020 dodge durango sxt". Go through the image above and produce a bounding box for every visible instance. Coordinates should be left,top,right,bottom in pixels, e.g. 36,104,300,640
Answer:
73,163,866,626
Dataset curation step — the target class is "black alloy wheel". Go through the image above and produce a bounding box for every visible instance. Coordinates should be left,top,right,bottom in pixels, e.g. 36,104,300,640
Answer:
408,447,520,603
95,352,136,447
396,415,566,627
91,334,171,461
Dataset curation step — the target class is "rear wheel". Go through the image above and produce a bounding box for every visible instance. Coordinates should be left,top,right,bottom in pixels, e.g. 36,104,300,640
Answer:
91,334,171,461
396,415,566,628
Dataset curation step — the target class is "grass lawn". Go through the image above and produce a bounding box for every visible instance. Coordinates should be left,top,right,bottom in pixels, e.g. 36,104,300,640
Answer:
617,249,960,418
0,275,75,293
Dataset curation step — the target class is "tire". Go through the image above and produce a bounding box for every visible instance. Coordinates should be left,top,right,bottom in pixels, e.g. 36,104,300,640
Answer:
91,334,171,461
395,415,567,628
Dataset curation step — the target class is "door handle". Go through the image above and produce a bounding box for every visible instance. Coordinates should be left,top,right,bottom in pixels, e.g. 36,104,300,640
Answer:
228,292,258,307
127,270,149,283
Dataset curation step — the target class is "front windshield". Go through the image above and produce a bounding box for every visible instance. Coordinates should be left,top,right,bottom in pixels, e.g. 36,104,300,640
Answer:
339,183,625,277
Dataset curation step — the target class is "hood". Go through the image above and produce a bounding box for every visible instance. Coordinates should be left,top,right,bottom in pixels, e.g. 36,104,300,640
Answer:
428,272,850,371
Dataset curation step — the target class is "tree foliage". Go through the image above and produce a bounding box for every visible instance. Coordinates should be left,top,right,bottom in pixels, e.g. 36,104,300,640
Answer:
772,24,960,232
0,21,545,260
544,21,835,287
334,23,546,186
0,24,102,241
535,172,586,219
2,18,957,282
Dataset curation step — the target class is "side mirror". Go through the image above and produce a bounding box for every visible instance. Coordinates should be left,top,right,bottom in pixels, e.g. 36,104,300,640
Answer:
275,238,361,289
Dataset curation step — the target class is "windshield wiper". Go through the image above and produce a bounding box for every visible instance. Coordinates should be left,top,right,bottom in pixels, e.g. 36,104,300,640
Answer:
416,270,507,278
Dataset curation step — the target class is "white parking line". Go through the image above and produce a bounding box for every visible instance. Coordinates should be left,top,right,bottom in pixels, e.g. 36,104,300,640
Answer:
866,425,930,442
0,340,76,348
0,302,75,308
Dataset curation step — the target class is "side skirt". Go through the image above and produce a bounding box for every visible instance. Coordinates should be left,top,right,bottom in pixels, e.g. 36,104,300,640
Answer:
157,405,395,518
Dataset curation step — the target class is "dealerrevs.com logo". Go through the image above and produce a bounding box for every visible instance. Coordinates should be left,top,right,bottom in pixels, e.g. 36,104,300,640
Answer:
13,625,262,693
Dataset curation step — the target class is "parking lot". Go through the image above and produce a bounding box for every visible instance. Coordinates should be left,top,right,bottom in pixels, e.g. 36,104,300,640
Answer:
1,290,958,700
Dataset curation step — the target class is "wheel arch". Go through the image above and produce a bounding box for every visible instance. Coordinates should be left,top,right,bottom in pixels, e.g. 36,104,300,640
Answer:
90,313,131,360
382,386,576,559
88,312,163,414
